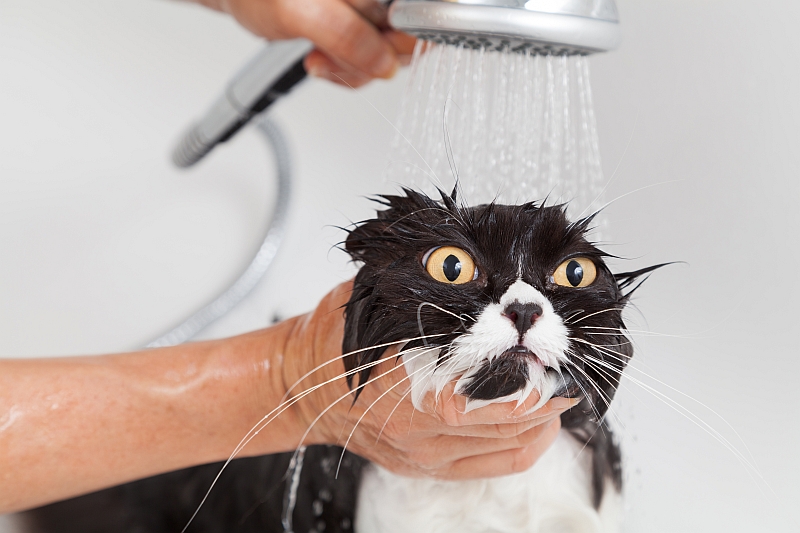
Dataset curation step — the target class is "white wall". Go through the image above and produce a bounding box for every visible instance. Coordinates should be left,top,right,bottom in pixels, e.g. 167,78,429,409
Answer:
0,0,797,531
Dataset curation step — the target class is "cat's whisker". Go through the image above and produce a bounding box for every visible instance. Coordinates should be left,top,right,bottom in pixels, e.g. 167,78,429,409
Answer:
602,365,768,488
433,346,471,408
180,345,434,533
563,357,614,415
282,333,449,404
384,206,470,233
578,179,686,222
565,352,626,431
563,352,619,427
560,364,628,468
570,338,631,363
575,352,771,493
574,341,761,472
578,325,692,339
574,336,632,348
561,364,602,423
336,351,442,478
562,361,623,448
240,344,437,460
443,94,460,183
563,309,586,323
374,362,441,445
284,347,439,480
565,307,625,325
384,158,439,184
417,301,476,323
561,358,622,459
328,69,441,187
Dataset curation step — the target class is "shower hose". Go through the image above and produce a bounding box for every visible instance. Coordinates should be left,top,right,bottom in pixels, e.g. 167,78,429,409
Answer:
147,114,292,348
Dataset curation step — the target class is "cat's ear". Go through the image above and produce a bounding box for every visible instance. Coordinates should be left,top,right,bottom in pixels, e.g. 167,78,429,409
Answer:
614,263,677,299
344,217,392,263
345,189,441,263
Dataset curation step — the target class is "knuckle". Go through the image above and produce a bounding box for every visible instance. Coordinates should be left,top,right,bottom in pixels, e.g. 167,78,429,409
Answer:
380,422,403,441
439,404,462,427
516,426,542,446
496,422,522,438
405,449,425,464
413,454,437,469
272,0,297,30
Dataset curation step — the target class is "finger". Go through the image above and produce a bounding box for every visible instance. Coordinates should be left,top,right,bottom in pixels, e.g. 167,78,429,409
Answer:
437,410,565,438
418,414,564,466
304,52,372,88
435,418,562,480
427,380,579,426
384,30,418,57
450,396,579,427
282,0,398,78
343,0,389,28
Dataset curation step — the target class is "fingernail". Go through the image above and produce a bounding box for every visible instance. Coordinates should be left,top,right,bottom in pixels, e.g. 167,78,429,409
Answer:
307,64,332,81
550,397,581,410
372,53,398,78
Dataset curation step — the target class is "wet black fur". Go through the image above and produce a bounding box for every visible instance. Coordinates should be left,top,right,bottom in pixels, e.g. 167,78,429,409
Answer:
23,189,660,530
22,447,365,533
342,189,661,506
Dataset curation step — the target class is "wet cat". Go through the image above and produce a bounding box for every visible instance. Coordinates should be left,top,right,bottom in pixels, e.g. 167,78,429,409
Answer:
22,189,663,533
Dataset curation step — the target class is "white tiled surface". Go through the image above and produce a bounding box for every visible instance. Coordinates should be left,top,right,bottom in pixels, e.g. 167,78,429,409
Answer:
1,0,798,531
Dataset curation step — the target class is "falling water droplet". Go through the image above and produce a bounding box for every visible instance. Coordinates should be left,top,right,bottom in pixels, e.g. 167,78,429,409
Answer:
384,43,607,233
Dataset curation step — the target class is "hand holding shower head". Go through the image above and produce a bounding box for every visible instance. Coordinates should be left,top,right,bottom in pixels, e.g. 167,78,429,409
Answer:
389,0,620,54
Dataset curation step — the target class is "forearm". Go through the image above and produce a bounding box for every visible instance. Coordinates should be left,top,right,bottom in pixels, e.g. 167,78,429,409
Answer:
0,318,308,514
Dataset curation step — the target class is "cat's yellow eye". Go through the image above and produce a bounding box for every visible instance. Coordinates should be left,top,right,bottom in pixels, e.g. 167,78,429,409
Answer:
424,246,477,285
553,257,597,288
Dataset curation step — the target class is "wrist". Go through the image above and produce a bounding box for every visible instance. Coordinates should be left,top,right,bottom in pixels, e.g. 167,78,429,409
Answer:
181,323,314,462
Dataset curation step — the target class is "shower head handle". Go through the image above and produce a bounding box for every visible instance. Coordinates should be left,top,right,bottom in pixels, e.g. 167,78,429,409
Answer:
171,39,312,168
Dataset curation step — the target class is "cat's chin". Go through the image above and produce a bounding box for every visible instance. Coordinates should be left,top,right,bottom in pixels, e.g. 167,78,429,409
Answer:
401,344,577,415
459,346,542,401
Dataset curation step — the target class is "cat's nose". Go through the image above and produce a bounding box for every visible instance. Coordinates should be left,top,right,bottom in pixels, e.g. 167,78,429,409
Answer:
502,301,543,337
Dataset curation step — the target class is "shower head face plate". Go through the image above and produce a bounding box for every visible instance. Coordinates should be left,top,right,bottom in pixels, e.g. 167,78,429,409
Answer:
389,0,621,54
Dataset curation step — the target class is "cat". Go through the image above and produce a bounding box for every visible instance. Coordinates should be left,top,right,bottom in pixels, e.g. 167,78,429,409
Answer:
21,188,663,533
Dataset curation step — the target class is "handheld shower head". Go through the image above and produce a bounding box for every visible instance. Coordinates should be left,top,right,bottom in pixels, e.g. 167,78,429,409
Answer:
389,0,621,54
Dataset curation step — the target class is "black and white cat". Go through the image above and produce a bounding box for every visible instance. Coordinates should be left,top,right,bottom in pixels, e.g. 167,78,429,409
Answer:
22,189,662,533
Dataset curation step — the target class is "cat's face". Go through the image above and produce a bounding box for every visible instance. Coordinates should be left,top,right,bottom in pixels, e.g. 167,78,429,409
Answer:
343,190,652,420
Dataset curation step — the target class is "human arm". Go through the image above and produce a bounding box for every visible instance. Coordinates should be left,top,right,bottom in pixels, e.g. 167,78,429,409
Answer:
0,281,575,514
186,0,417,87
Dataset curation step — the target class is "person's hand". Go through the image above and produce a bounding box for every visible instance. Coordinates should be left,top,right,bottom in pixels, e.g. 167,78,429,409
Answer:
273,281,579,480
193,0,416,88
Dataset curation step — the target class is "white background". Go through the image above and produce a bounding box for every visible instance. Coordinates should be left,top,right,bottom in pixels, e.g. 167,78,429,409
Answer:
1,0,798,531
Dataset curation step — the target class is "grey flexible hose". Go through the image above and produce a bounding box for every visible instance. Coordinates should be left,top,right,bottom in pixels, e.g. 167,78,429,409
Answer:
147,115,292,348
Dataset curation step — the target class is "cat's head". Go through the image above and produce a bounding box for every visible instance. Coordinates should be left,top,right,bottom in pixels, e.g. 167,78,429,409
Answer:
342,189,661,420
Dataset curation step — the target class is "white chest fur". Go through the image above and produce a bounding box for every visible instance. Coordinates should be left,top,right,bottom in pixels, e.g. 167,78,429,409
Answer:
355,431,620,533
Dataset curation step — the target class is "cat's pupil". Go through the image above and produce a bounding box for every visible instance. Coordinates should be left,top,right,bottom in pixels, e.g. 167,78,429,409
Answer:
442,254,462,282
566,260,584,286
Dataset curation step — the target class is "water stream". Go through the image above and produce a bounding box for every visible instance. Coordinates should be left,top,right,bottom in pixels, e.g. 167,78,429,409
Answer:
385,42,606,222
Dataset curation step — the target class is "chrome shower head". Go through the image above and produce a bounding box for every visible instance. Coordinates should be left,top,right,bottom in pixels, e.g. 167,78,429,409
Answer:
389,0,621,54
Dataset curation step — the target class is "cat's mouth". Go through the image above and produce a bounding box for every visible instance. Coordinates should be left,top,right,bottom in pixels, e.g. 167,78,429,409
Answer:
459,345,544,401
501,345,544,366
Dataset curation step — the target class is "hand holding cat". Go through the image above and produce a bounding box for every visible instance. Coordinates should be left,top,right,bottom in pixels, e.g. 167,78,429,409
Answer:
274,281,580,480
189,0,416,87
0,281,574,514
